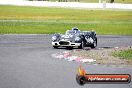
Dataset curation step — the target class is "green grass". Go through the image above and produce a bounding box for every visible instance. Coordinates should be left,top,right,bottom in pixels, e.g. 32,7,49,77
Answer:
0,5,132,34
112,49,132,60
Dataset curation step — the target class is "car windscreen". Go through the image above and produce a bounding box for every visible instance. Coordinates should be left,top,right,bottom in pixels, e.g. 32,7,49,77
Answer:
65,30,80,35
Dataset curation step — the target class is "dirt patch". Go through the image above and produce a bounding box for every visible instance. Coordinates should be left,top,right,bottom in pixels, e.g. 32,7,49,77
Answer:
71,46,132,66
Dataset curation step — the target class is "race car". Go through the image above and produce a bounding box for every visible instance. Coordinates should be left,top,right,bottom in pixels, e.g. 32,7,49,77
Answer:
52,27,97,49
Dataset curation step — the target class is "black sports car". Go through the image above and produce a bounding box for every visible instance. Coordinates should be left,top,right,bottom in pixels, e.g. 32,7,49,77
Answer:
52,27,97,49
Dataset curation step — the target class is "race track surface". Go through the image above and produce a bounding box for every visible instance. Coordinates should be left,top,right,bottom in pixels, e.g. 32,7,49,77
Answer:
0,34,132,88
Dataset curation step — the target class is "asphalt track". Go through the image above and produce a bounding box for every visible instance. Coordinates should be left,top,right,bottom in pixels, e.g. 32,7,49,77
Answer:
0,34,132,88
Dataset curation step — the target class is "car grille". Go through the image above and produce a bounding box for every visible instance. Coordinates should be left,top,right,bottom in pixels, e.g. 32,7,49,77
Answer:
59,41,69,45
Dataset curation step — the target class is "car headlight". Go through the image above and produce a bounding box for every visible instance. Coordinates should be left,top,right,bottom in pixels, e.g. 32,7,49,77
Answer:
75,36,81,41
52,36,57,41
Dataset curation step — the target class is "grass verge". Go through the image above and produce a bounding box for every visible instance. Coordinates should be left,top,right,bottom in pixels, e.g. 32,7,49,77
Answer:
0,5,132,34
71,47,132,66
112,49,132,60
0,20,132,34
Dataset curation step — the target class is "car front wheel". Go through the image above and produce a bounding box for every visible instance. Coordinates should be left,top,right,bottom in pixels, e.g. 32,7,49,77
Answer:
53,46,58,49
91,38,97,48
78,41,84,49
